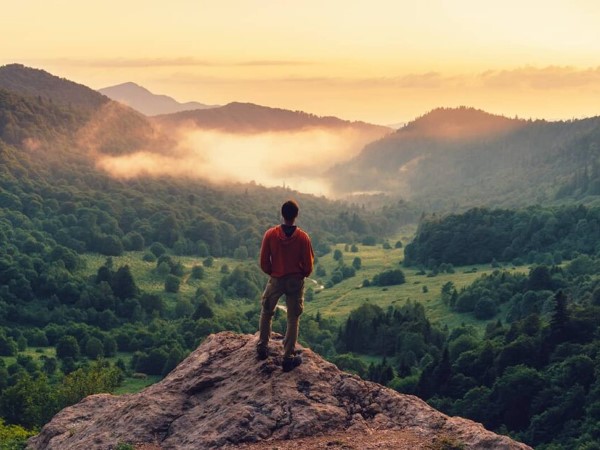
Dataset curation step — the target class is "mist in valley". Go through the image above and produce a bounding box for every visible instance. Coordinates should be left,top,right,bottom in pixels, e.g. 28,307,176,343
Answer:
94,125,381,197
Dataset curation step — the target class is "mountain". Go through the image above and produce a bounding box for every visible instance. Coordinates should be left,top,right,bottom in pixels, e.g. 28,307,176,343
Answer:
0,64,108,110
154,101,391,135
99,82,217,116
0,64,166,156
28,332,531,450
328,107,600,209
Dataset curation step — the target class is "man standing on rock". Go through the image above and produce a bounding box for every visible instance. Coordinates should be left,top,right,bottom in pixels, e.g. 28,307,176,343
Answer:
257,200,314,372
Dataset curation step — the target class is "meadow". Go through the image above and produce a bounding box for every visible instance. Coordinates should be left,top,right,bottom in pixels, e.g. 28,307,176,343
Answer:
1,236,530,394
79,232,529,333
306,237,529,330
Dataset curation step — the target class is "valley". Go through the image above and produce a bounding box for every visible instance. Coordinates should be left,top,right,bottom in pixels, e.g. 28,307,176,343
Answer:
1,64,600,449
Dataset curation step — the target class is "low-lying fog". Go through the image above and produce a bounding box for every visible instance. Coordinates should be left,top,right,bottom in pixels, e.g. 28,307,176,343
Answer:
95,126,378,196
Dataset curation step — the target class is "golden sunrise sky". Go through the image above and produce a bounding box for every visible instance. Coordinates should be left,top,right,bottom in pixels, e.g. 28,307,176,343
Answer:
2,0,600,124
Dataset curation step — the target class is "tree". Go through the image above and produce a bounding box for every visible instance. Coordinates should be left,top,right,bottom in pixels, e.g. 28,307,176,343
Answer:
111,265,137,300
41,356,58,375
203,256,214,268
330,353,368,378
491,365,544,431
550,290,569,343
157,261,171,276
139,293,165,315
474,297,497,320
98,235,124,256
305,287,314,302
190,265,204,279
165,275,181,293
124,231,145,251
352,257,362,270
233,246,248,260
149,242,167,257
0,332,17,356
103,335,118,357
134,348,170,375
84,337,104,359
59,361,122,407
0,373,57,428
56,336,80,361
528,266,553,291
333,249,343,261
175,298,194,317
372,269,405,286
192,300,214,320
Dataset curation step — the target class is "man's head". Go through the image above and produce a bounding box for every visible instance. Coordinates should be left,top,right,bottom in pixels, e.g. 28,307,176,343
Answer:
281,200,299,223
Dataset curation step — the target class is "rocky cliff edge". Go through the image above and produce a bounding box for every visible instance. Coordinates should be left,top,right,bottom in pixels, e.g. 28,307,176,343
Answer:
28,332,532,449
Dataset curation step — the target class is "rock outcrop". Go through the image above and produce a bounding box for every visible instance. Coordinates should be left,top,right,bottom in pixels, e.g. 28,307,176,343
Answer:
28,332,532,449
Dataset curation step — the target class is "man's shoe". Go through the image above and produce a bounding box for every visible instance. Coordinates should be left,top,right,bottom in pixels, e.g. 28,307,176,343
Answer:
256,345,269,360
282,355,302,372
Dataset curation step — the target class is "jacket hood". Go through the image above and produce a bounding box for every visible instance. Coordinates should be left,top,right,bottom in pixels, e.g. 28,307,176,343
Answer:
276,224,298,241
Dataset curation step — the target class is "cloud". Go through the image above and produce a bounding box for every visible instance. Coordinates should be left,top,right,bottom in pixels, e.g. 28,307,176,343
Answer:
33,57,312,68
478,66,600,90
163,65,600,91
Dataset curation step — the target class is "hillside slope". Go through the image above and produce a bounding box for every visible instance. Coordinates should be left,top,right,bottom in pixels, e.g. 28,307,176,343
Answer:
0,65,168,156
0,64,108,110
99,82,217,116
329,107,600,208
29,332,531,450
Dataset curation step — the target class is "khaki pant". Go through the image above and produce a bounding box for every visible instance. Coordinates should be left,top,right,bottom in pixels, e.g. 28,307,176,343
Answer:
258,275,304,358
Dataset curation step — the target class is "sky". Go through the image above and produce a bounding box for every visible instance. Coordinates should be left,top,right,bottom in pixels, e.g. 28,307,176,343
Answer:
2,0,600,124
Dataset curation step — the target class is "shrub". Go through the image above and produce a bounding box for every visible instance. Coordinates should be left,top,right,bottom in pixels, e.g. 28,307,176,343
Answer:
165,275,181,293
372,269,406,286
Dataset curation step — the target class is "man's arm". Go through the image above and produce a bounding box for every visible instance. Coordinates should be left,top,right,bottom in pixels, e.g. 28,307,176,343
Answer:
301,234,315,277
259,229,272,275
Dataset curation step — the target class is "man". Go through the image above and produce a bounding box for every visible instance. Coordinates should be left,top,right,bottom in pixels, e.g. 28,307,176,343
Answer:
257,200,314,372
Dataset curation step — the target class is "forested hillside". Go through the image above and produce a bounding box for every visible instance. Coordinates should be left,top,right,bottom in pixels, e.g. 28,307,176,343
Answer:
0,64,108,111
329,107,600,209
404,205,600,267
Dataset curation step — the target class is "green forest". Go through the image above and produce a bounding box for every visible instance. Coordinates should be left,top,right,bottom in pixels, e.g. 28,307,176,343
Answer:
1,65,600,449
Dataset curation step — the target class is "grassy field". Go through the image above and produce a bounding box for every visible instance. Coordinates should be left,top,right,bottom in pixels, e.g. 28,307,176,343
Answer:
114,375,162,394
304,236,529,331
2,236,532,395
1,346,56,367
81,252,257,316
80,235,529,333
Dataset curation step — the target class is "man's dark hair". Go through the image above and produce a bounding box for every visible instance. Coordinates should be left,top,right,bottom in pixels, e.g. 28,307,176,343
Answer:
281,200,299,221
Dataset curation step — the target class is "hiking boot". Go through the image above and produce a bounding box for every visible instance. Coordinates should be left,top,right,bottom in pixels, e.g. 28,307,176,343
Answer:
256,345,269,360
282,354,302,372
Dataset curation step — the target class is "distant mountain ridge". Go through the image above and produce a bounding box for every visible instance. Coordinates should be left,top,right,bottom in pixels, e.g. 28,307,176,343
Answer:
99,82,217,116
329,106,600,208
154,101,392,134
4,64,600,210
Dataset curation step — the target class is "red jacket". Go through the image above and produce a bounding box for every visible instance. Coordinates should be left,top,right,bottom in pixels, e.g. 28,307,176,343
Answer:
260,225,314,278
